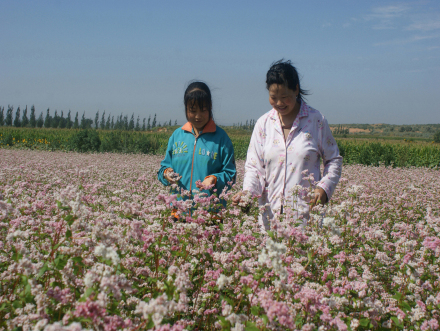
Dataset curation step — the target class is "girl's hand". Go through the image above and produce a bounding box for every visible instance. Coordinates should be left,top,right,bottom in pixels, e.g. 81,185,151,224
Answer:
196,176,216,190
311,187,327,208
164,168,181,184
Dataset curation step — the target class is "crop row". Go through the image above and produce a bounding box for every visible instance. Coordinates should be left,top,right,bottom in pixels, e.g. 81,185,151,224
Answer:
1,127,440,168
1,150,439,330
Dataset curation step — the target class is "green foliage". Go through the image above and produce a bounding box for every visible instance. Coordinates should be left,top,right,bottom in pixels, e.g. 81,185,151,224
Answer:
67,129,101,152
338,140,440,168
2,127,440,168
434,131,440,143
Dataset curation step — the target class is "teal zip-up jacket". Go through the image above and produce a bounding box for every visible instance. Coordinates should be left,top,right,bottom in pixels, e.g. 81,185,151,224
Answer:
157,119,236,199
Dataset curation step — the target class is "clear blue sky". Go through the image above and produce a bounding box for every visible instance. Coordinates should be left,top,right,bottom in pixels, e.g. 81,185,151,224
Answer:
1,0,439,125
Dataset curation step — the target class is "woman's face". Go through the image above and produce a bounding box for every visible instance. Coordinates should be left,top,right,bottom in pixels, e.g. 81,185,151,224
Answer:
268,84,299,117
186,101,210,131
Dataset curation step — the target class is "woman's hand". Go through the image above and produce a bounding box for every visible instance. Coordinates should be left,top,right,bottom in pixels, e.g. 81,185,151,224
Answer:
311,187,327,208
231,191,243,206
232,191,251,207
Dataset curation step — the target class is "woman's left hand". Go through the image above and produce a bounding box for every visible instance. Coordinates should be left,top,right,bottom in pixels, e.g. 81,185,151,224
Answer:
311,187,327,208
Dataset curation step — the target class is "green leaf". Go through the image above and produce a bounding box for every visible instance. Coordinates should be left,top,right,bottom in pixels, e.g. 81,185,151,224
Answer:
218,223,224,231
359,319,369,327
251,305,260,316
267,231,275,239
54,254,68,270
392,293,403,301
65,214,74,226
66,229,72,239
400,301,411,311
391,316,403,328
217,316,229,328
245,322,260,331
83,287,94,299
12,300,23,309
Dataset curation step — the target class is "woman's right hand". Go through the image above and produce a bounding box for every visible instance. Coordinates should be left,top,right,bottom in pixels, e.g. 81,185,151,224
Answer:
231,191,250,206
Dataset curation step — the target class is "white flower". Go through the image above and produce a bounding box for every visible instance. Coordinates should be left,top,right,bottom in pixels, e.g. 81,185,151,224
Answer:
93,244,120,265
217,274,231,290
83,272,94,288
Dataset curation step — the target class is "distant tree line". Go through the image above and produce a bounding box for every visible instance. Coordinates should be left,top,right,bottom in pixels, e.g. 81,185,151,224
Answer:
232,119,256,131
333,125,349,135
0,105,178,131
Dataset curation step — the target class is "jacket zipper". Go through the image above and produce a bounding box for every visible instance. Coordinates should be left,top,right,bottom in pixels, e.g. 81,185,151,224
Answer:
189,135,198,192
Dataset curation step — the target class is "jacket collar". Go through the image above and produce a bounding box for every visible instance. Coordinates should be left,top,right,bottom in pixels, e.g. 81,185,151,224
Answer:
269,100,309,135
182,118,216,135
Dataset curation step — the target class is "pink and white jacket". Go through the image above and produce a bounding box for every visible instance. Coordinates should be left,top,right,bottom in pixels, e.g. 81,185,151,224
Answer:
243,101,342,230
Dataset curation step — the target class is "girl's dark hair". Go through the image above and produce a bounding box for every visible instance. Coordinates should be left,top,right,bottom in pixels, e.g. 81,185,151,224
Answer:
184,81,213,120
266,59,309,100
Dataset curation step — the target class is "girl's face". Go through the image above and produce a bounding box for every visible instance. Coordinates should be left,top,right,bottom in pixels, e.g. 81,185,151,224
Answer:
268,84,299,117
186,101,210,132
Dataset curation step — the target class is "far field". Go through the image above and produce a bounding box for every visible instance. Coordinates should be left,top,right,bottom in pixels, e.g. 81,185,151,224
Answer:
1,125,440,168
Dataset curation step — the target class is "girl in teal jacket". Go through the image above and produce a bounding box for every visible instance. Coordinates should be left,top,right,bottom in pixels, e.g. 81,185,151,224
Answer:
157,82,236,206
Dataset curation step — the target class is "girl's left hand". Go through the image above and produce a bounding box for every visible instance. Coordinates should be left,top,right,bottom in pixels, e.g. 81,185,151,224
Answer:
196,176,216,190
311,187,327,208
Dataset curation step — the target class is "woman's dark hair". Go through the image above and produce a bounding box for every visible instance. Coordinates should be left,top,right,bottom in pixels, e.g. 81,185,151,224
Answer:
266,59,309,101
184,81,213,120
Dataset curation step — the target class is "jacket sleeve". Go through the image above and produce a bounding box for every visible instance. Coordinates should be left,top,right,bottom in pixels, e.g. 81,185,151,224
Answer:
157,134,175,186
317,117,343,201
209,135,236,190
242,120,266,196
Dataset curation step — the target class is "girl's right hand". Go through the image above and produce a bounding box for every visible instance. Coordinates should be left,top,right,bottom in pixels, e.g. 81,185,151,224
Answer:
164,168,181,184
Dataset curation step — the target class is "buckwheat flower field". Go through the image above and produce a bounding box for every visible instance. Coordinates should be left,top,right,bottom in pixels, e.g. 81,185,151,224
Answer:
1,149,439,331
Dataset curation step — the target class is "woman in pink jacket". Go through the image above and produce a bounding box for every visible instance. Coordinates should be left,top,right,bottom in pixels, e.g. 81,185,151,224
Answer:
233,60,342,230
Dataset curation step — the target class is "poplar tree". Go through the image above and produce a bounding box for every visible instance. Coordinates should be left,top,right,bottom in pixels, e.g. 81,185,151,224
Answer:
135,115,140,131
21,106,29,127
128,113,135,131
95,111,99,129
105,114,111,130
152,114,157,128
59,111,66,128
73,112,79,129
0,107,4,126
14,106,21,127
111,116,114,129
123,115,128,130
44,109,52,128
100,111,106,130
52,110,60,128
36,113,44,128
29,105,36,128
147,115,151,130
142,118,146,131
66,111,72,129
80,112,86,129
5,106,13,126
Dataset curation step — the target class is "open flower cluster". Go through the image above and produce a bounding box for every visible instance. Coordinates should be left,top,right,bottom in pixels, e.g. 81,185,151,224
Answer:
1,149,439,331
